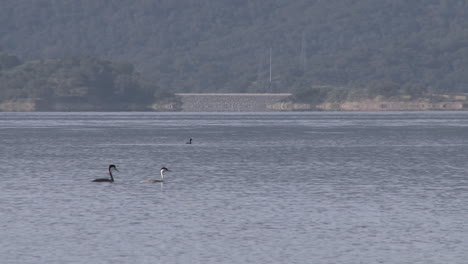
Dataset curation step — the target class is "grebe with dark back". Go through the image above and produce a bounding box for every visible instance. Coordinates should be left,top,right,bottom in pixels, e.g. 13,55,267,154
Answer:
92,165,118,182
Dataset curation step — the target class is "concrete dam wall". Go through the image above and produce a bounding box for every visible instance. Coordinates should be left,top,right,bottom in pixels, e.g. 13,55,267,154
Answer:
176,93,292,112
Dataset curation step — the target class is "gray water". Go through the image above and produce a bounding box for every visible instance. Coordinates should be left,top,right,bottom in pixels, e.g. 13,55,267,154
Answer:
1,112,468,264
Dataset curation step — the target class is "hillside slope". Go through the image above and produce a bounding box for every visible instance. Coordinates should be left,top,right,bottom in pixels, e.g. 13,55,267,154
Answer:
0,53,178,110
1,0,468,94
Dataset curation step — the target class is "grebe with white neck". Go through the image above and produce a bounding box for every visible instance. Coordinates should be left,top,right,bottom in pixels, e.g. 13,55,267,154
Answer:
92,165,118,182
186,138,192,144
144,167,171,183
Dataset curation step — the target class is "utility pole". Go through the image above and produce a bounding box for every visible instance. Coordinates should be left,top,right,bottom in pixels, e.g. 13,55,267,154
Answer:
269,47,272,83
300,31,307,71
268,48,272,92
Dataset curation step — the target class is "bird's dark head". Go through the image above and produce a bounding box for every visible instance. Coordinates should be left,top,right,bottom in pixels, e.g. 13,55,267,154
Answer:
161,167,171,172
109,164,119,172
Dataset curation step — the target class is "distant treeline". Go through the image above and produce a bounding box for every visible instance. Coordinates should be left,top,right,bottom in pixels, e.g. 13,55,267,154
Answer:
0,52,175,109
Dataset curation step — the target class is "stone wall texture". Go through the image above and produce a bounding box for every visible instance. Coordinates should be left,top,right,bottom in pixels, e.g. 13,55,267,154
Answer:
176,93,292,112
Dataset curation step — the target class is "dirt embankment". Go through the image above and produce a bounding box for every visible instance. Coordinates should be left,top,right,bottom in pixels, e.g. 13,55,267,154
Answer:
316,100,464,111
265,99,465,111
0,100,36,111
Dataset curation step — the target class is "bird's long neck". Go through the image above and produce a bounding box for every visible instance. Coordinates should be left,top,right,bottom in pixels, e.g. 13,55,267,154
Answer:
160,170,165,181
109,168,114,182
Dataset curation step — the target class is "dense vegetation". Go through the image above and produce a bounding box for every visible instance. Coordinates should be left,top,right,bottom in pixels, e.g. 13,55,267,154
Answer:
291,81,432,105
1,0,468,104
0,52,172,109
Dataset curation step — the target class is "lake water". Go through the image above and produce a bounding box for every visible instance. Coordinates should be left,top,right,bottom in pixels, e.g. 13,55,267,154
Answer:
1,112,468,264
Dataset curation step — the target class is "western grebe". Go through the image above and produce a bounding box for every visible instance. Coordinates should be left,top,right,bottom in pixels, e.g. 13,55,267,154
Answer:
144,167,171,183
186,138,192,144
92,164,118,182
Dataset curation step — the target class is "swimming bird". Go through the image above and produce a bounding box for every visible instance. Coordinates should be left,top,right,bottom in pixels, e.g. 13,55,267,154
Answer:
186,138,192,144
144,167,171,183
92,164,118,182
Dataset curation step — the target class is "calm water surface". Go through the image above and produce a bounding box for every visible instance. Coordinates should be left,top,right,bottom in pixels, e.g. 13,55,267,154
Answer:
1,112,468,264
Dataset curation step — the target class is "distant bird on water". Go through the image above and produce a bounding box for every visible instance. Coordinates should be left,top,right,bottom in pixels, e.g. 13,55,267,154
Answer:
186,138,193,144
144,167,171,183
92,164,118,182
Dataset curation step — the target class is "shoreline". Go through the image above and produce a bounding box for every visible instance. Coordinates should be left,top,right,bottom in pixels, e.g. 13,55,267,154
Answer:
1,94,466,112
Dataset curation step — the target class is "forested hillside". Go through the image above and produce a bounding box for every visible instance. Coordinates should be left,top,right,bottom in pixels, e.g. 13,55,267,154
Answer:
1,0,468,96
0,52,174,110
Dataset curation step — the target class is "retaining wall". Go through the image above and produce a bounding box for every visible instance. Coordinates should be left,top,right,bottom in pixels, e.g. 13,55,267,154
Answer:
176,93,292,112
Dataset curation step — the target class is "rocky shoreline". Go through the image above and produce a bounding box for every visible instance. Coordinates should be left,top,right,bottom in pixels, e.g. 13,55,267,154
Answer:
315,100,465,111
0,95,466,112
